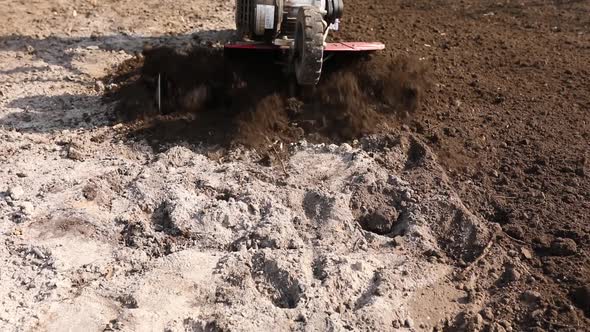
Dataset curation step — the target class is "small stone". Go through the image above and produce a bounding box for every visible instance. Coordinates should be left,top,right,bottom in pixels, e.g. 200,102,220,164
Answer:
19,202,34,215
117,294,138,309
424,248,442,258
31,247,46,259
530,309,544,319
495,324,508,332
238,243,247,252
503,224,524,240
8,186,25,200
94,80,105,92
392,319,401,328
392,236,404,248
351,262,363,271
521,248,533,260
550,237,577,256
67,146,85,161
326,144,338,153
402,190,412,200
82,183,99,200
521,290,542,303
503,265,521,282
294,312,306,322
16,172,28,178
405,318,414,328
338,143,353,153
571,285,590,314
473,313,484,328
25,45,35,54
481,307,495,320
30,258,43,266
358,207,398,234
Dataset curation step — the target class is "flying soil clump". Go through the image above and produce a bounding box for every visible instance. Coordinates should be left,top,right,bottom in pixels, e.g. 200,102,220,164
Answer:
103,45,430,150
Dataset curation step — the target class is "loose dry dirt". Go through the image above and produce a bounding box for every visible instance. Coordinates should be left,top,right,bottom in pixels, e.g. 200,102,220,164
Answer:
0,0,588,331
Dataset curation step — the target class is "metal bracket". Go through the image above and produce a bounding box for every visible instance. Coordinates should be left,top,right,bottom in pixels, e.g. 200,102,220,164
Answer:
156,73,161,112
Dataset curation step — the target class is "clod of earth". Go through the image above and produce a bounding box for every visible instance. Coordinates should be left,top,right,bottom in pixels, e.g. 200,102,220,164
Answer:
571,285,590,316
550,237,578,256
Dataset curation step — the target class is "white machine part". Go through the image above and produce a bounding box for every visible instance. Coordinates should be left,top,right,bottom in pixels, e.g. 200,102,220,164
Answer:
283,0,325,19
233,0,344,85
235,0,341,41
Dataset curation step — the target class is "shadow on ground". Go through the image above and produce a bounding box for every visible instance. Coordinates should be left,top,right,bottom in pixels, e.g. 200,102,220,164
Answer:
0,31,429,156
0,29,235,76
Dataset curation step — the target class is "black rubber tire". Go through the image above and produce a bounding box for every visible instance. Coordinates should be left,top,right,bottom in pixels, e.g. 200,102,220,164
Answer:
294,6,324,86
326,0,344,23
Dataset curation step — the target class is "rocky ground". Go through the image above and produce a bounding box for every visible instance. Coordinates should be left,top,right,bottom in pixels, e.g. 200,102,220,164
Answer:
0,0,588,331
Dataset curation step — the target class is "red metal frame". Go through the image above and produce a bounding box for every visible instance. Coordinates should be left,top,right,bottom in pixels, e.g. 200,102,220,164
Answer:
224,41,385,52
325,42,385,51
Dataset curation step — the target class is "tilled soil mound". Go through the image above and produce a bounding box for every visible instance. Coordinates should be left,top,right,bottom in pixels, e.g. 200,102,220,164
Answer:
104,46,429,151
0,127,493,331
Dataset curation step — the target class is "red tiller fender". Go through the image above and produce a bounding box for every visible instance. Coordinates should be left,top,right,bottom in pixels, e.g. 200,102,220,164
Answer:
224,41,385,52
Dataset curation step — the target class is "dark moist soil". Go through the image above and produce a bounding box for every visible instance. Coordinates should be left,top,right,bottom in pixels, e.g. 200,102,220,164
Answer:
337,0,589,330
103,46,428,155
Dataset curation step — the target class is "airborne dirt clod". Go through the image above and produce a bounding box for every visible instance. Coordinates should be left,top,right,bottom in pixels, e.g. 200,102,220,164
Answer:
105,46,428,154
